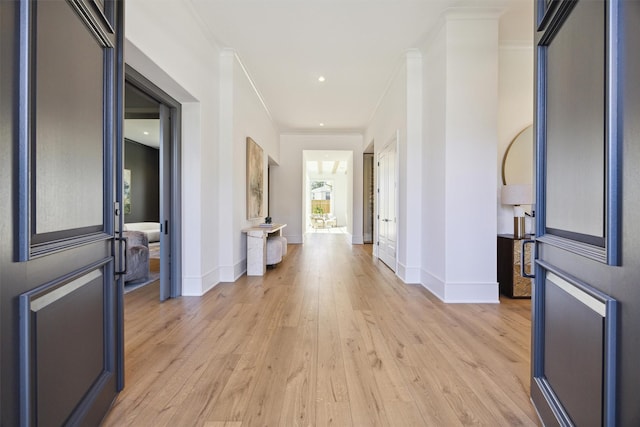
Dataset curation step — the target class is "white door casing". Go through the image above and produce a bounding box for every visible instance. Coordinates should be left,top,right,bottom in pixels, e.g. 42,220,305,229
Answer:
377,135,398,271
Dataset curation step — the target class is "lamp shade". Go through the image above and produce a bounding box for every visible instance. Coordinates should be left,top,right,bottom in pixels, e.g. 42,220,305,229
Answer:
501,184,532,205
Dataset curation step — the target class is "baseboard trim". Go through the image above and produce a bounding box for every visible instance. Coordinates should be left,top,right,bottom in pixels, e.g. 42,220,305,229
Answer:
397,262,421,284
285,234,303,244
351,234,364,244
442,281,499,303
419,269,499,303
420,269,446,301
219,259,247,282
182,268,221,296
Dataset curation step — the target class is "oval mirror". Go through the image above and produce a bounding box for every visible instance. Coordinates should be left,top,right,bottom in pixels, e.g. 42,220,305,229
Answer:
502,125,533,186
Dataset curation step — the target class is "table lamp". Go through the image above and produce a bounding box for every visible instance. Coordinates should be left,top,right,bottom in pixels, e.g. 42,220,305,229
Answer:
501,184,532,239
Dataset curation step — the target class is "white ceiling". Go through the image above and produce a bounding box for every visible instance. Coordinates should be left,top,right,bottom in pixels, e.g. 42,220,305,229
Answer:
124,119,160,148
304,150,352,175
188,0,533,133
306,160,348,175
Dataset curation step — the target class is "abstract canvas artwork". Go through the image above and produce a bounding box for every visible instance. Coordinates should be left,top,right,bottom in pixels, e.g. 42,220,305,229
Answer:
246,137,264,219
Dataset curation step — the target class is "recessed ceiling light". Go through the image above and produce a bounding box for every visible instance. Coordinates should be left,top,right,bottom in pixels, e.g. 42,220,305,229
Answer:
143,131,150,135
319,123,325,127
318,76,326,83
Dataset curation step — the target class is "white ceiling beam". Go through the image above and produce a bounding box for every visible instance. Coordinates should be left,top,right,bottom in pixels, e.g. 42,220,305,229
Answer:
332,161,339,174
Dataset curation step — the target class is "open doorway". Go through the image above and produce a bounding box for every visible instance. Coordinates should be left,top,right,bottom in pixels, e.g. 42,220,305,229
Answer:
303,150,352,236
363,140,375,244
123,67,182,301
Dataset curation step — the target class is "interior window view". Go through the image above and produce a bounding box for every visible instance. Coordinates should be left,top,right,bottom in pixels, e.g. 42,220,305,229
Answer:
2,0,639,426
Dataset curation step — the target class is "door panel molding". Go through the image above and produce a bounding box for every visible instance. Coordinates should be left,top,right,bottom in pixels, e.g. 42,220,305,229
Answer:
77,0,117,36
535,0,621,266
532,260,618,426
16,0,116,261
67,0,115,47
376,131,398,271
19,258,115,426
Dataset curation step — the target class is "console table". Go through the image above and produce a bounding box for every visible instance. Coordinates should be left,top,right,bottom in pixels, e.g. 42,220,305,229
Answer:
497,234,533,298
241,224,286,276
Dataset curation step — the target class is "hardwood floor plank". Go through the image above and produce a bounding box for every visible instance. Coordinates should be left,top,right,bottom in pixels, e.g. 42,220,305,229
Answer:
353,310,414,403
206,286,291,422
315,402,353,427
240,326,298,426
102,235,539,426
340,333,391,426
166,353,241,424
316,269,351,405
278,283,319,426
203,422,242,427
204,336,272,422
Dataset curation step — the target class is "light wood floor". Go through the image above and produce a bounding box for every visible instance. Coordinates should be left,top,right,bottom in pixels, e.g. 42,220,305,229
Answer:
102,234,539,426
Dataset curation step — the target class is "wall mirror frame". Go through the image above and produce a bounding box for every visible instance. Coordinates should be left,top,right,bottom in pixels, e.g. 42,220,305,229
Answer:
502,124,534,215
502,125,534,187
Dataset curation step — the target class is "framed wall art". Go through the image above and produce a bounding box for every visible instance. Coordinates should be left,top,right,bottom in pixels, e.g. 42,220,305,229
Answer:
246,137,264,220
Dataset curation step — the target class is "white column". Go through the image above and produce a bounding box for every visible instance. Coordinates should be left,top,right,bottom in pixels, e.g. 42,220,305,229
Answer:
443,12,500,302
421,11,501,303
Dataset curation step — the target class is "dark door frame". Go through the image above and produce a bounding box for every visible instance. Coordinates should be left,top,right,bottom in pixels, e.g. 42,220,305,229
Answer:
124,65,182,300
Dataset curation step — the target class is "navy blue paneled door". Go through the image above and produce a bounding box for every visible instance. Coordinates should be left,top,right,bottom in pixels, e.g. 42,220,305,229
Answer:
532,1,640,425
0,0,124,425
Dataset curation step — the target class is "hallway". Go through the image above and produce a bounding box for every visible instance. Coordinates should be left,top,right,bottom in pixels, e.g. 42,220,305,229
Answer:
103,235,538,426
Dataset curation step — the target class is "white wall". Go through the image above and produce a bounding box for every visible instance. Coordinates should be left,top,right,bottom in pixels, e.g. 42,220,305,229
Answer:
219,50,280,281
126,0,221,296
422,25,447,287
272,135,363,244
497,2,534,235
127,6,279,293
364,51,423,283
497,46,534,235
364,60,405,265
404,51,424,282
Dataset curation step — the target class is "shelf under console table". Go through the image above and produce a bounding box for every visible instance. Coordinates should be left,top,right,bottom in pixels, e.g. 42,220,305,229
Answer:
241,224,287,276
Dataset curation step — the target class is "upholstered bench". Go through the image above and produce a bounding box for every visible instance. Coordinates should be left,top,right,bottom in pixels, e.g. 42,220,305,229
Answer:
269,236,287,257
266,238,282,266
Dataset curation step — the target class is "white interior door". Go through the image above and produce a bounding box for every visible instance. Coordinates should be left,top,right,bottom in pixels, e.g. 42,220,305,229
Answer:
377,139,397,271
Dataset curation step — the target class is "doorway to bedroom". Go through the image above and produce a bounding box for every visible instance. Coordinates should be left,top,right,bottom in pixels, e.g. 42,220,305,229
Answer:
123,67,182,301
